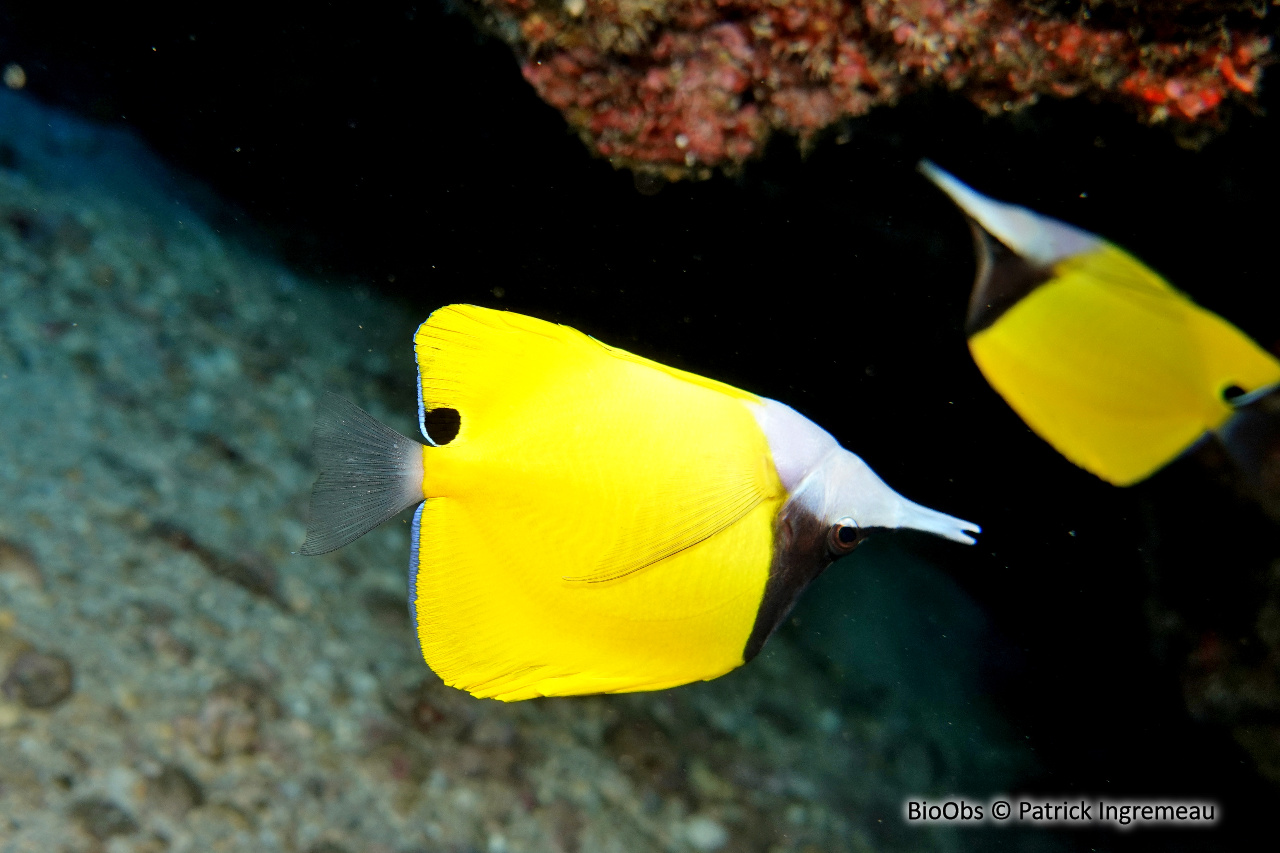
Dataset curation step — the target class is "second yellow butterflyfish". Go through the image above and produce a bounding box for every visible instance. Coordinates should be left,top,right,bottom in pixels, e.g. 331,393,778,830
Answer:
920,161,1280,487
302,305,978,701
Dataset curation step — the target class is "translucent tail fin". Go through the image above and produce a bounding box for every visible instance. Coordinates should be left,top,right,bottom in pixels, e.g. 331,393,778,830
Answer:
300,392,425,555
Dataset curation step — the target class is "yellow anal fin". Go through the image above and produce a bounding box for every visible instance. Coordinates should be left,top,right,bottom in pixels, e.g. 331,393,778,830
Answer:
414,494,780,700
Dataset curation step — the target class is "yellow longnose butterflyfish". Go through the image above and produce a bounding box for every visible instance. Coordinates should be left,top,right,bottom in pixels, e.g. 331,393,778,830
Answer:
920,161,1280,487
301,304,978,701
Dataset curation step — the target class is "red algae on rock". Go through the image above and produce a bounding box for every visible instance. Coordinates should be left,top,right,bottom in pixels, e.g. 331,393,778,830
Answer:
462,0,1271,178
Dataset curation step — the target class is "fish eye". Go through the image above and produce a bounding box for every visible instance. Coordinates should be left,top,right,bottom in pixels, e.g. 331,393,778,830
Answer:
827,517,862,556
1221,384,1246,403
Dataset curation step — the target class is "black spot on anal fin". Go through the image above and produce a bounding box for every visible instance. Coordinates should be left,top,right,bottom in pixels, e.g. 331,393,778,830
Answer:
424,407,460,445
1222,384,1248,405
1218,385,1280,496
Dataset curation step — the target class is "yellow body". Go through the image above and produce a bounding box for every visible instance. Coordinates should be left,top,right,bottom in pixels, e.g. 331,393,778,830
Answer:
411,305,785,700
970,244,1280,486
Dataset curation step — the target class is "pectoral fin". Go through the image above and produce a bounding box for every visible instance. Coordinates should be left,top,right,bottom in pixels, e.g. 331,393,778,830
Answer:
564,462,769,583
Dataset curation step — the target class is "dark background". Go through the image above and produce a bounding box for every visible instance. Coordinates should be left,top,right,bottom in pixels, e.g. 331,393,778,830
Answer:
3,1,1277,848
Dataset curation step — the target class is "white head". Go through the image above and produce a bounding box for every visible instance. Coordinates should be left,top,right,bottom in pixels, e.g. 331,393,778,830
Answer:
750,398,979,545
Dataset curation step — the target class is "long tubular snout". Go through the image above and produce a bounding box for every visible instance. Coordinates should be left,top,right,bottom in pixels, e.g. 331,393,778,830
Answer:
895,499,981,545
820,448,980,545
918,159,1099,268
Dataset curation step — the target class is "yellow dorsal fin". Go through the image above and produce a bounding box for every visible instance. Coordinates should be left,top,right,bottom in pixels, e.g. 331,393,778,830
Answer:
414,304,759,413
595,340,760,402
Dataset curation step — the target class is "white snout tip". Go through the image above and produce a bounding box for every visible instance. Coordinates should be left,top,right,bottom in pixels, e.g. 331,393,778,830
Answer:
898,499,981,545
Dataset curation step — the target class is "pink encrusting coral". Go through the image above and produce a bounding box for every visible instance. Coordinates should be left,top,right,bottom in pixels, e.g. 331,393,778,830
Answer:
468,0,1270,178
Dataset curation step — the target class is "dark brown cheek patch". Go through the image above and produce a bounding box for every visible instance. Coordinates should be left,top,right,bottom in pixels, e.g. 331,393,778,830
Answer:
743,501,834,663
964,221,1055,337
